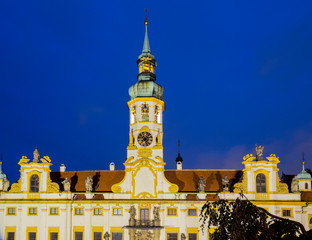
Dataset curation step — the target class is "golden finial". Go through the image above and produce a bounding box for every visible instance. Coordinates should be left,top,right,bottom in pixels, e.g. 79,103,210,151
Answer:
144,9,148,25
302,152,305,166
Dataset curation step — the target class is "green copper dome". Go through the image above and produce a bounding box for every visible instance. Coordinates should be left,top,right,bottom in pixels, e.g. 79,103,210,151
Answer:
297,169,312,179
129,80,163,100
0,162,6,179
297,161,312,179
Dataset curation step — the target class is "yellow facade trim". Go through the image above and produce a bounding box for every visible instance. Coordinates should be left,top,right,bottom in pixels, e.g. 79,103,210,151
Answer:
48,227,59,240
26,227,37,240
92,226,103,240
6,207,17,216
27,207,38,216
5,226,16,240
281,208,293,218
49,207,60,216
254,169,269,194
308,214,312,226
167,207,178,216
73,226,84,240
74,207,84,216
112,206,123,216
93,207,104,216
127,97,165,110
187,208,198,217
110,227,124,240
27,170,42,197
187,227,199,240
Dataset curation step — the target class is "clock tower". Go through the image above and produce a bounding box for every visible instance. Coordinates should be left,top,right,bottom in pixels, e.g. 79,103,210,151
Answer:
111,16,178,198
127,16,164,163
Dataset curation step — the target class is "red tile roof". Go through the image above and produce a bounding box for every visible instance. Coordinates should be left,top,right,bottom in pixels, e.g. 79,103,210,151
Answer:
50,169,242,193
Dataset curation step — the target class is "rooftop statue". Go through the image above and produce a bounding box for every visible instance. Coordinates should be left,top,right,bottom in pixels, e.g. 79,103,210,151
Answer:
255,145,264,160
222,176,229,192
198,176,206,193
85,176,93,192
62,177,71,192
291,176,299,192
3,177,10,192
33,148,40,163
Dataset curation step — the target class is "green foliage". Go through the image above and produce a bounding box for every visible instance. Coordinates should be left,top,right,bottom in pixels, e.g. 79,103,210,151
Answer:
200,195,310,240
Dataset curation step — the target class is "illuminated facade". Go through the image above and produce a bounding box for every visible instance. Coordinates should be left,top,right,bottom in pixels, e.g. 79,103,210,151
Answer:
1,17,312,240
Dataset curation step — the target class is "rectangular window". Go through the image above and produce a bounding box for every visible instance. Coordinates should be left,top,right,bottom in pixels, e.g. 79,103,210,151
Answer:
94,232,102,240
188,209,197,216
29,208,37,215
75,208,83,215
7,232,15,240
7,208,16,215
113,208,122,215
140,208,149,225
167,208,177,216
29,232,36,240
50,232,58,240
282,209,291,217
189,233,197,240
75,232,83,240
167,233,178,240
94,208,102,215
112,232,122,240
50,208,59,215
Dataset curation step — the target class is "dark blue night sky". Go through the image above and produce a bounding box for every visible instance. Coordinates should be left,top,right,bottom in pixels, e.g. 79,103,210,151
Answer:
1,0,312,183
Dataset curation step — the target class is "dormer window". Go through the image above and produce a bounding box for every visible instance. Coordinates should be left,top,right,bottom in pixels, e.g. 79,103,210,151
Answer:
256,174,266,193
30,174,39,192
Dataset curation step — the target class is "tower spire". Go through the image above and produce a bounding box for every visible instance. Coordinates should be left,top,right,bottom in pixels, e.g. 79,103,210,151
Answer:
176,139,183,163
302,152,306,172
142,9,151,54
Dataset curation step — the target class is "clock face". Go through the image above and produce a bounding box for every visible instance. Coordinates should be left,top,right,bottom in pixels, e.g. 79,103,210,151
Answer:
137,131,153,147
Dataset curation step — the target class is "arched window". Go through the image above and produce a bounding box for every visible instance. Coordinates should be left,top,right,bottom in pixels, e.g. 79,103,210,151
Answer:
30,174,39,192
309,217,312,226
256,174,266,193
305,183,309,189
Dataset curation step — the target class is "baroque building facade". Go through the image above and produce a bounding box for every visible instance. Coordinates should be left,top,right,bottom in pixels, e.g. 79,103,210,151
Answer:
1,17,312,240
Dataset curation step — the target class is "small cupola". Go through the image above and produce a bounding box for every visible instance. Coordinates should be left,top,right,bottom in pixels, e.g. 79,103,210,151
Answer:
176,140,183,170
297,153,312,191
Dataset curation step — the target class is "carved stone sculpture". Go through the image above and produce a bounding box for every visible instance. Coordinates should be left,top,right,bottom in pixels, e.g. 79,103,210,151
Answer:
41,156,51,163
222,175,229,192
129,205,136,226
291,176,299,192
255,145,264,160
104,232,110,240
3,177,10,192
85,176,93,192
135,230,153,240
153,206,160,220
33,148,40,163
181,233,186,240
198,176,206,192
62,177,71,192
